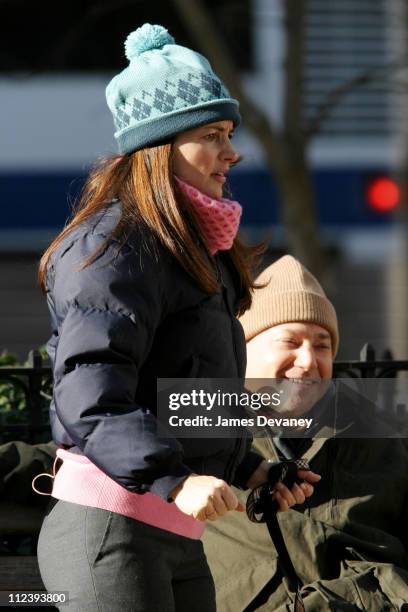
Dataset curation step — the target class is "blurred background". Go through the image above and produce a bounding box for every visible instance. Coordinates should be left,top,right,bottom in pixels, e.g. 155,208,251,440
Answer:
1,0,407,361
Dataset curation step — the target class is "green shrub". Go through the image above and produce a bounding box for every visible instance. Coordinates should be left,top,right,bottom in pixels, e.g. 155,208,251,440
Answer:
0,348,52,443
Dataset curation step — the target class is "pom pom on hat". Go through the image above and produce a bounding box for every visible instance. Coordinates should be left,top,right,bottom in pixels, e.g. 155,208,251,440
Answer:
125,24,175,60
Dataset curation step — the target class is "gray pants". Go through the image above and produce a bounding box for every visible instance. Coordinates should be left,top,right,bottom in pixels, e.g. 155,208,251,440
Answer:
37,499,215,612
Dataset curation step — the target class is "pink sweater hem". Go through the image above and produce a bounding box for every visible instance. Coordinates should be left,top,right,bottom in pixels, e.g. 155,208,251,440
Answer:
52,449,205,540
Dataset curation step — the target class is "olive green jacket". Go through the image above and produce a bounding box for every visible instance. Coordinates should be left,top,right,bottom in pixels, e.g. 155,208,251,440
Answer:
0,440,57,507
203,395,408,611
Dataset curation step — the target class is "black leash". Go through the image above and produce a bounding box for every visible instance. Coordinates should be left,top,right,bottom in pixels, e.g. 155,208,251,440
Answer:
246,456,309,611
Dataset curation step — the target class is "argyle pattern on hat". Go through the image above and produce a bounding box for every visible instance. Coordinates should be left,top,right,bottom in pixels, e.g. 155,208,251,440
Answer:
113,72,229,132
175,177,242,255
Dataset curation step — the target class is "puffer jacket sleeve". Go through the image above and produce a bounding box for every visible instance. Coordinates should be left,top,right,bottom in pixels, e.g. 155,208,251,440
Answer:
49,230,192,501
232,449,265,490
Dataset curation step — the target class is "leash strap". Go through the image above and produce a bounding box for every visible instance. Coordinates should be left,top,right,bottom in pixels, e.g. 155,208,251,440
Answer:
246,457,309,611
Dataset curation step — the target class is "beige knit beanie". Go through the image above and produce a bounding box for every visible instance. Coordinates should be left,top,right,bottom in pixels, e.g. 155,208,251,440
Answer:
240,255,339,355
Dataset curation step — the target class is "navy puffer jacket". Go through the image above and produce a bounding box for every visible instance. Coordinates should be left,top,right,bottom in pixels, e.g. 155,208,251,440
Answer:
45,202,262,501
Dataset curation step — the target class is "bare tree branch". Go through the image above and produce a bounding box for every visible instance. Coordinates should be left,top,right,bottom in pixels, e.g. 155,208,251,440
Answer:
172,0,325,276
305,56,408,140
171,0,287,168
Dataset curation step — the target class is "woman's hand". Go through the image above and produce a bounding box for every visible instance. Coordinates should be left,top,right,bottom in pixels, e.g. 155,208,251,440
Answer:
170,474,245,522
247,460,321,512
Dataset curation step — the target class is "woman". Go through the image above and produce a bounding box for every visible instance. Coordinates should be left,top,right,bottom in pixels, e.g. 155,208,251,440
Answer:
36,24,319,611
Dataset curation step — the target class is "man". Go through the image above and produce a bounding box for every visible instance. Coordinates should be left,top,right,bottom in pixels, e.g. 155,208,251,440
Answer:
203,255,408,611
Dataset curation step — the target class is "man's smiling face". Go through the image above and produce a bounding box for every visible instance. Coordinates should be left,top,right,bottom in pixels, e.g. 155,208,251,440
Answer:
246,322,333,416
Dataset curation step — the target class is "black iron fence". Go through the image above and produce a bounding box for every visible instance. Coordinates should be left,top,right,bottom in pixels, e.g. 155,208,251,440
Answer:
0,345,408,444
333,343,408,378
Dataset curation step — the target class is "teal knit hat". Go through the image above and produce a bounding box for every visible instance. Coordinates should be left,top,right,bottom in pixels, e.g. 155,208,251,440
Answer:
106,24,241,154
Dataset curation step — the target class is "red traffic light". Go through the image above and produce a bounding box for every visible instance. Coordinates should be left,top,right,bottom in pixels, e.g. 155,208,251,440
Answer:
366,177,400,213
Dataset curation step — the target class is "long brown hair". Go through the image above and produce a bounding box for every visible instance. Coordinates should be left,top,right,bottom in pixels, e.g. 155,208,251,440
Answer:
38,144,264,315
